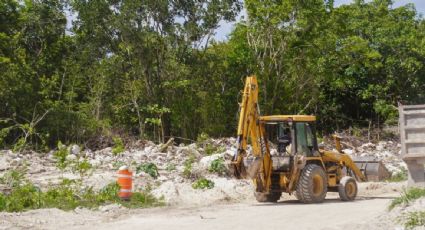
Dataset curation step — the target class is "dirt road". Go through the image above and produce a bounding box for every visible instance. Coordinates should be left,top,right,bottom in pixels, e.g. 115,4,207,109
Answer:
85,193,398,230
1,182,404,230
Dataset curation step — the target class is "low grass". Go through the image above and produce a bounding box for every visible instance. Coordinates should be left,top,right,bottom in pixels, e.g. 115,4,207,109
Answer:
386,168,408,182
389,187,425,210
183,155,195,178
192,178,214,189
208,157,226,175
136,162,159,179
0,171,164,212
398,211,425,230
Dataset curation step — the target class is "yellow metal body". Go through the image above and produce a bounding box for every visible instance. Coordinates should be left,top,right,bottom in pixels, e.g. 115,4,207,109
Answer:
232,75,366,196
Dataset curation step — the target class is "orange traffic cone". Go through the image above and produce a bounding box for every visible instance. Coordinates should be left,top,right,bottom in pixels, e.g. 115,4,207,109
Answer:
117,166,132,200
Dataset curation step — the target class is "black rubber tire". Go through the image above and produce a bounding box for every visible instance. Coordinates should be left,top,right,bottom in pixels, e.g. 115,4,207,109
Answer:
296,164,328,204
255,192,282,202
338,176,357,201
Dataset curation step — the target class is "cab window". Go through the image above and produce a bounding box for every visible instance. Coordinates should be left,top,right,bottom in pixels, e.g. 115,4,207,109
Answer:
295,122,316,157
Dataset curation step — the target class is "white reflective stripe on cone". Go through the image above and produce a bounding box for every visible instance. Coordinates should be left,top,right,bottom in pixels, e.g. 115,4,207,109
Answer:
120,189,132,193
117,174,132,178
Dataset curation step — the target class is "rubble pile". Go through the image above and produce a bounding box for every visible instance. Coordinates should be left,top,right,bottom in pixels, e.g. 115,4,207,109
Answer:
340,141,405,175
0,134,407,206
0,138,255,206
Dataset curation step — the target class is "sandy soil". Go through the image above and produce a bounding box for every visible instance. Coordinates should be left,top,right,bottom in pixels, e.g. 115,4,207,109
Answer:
0,182,407,230
89,195,398,230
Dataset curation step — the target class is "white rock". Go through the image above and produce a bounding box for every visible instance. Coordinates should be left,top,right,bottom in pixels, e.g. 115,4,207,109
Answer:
0,154,10,170
10,157,22,166
66,154,77,161
99,203,122,212
199,154,222,169
144,146,154,154
151,181,179,204
157,175,168,182
70,145,80,155
361,143,375,149
89,159,101,166
342,149,354,155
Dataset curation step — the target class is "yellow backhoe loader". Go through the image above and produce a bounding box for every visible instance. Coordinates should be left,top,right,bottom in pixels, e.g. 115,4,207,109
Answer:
231,76,387,203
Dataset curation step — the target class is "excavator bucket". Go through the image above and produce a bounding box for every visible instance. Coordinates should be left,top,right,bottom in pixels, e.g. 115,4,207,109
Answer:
352,157,391,181
230,154,262,179
243,156,263,179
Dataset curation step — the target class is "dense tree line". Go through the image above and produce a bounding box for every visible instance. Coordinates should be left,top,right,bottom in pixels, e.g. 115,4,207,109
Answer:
1,0,424,150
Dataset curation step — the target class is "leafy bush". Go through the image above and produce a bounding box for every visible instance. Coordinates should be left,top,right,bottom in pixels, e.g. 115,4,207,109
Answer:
112,137,125,155
196,132,210,143
0,193,5,210
72,159,93,180
0,169,26,188
122,191,164,209
192,178,214,189
399,211,425,230
389,187,425,210
136,163,159,179
112,161,126,170
183,156,195,178
204,144,217,155
208,158,226,175
54,141,69,171
387,168,408,182
42,181,80,210
165,163,176,172
0,179,164,212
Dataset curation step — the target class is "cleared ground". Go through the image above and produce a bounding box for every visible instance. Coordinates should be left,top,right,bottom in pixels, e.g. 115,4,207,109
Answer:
87,193,398,230
0,182,405,230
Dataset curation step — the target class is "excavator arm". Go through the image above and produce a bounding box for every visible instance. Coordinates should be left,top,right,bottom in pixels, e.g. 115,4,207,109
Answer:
232,76,272,191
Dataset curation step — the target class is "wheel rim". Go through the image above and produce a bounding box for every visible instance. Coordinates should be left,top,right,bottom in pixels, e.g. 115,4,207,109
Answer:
313,174,324,196
345,182,356,198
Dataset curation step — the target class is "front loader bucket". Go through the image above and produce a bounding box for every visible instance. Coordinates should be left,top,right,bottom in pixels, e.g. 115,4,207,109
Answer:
352,157,391,182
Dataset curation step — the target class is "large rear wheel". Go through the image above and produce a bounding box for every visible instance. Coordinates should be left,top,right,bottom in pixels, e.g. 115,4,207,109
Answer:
296,164,327,203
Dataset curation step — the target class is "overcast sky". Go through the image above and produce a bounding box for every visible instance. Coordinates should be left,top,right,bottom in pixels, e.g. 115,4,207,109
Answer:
214,0,425,41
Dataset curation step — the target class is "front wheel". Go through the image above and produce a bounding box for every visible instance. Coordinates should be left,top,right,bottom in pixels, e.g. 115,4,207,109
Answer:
338,176,357,201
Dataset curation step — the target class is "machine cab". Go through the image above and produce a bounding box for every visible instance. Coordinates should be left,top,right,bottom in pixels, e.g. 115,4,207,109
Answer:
261,115,319,157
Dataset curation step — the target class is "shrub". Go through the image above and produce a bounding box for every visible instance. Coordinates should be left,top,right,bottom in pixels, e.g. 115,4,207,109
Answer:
123,191,164,209
0,169,26,188
54,141,69,171
183,156,195,178
389,187,425,210
136,163,159,179
165,163,176,172
0,178,164,212
0,193,5,210
192,178,214,189
208,158,226,175
72,159,93,180
387,168,408,182
112,137,125,155
112,161,126,170
204,143,217,155
42,181,79,210
196,132,210,143
400,211,425,230
3,183,40,212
